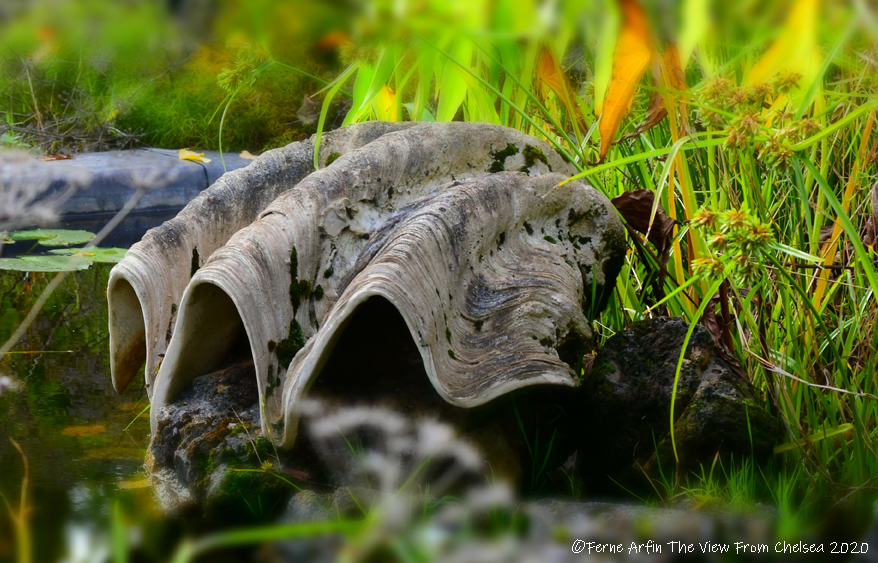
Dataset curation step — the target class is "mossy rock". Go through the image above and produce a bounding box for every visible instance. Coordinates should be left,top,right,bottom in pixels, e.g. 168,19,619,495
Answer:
575,317,778,490
203,463,291,521
148,361,300,519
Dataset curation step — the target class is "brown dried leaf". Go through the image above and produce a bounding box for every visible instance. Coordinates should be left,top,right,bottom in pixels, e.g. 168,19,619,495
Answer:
617,89,666,142
610,189,675,256
819,225,836,245
297,95,321,125
700,292,733,350
581,353,596,379
282,467,310,481
36,153,74,161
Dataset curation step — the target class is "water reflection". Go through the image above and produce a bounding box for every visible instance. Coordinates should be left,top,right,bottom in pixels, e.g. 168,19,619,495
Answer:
0,265,174,562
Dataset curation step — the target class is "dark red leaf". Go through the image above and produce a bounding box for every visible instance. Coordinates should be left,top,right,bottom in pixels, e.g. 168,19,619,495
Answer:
610,189,676,256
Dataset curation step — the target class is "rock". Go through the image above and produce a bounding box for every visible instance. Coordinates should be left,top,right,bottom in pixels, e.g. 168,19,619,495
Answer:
275,488,774,562
284,487,382,522
146,361,296,518
524,498,774,553
577,317,777,487
851,501,878,562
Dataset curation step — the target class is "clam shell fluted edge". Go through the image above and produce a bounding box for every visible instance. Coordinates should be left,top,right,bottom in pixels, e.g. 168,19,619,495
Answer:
107,122,418,395
141,122,626,447
279,172,626,447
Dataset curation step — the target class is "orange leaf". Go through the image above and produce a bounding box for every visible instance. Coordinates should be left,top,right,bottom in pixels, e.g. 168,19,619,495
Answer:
616,43,689,144
536,46,588,134
662,44,688,95
61,424,106,437
315,31,352,51
598,0,653,162
36,153,74,161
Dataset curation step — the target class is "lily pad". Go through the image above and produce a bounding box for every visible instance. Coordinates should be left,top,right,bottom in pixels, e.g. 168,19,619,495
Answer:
8,229,95,246
49,247,127,263
0,255,92,272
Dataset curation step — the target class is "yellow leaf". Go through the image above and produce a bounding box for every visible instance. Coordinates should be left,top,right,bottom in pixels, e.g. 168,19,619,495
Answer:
178,149,212,164
745,0,823,112
678,0,710,70
598,0,653,162
61,424,106,437
239,150,258,160
117,478,151,490
373,85,397,122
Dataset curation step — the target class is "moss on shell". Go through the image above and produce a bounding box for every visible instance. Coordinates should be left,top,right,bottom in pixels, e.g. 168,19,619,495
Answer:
276,319,306,369
488,143,519,173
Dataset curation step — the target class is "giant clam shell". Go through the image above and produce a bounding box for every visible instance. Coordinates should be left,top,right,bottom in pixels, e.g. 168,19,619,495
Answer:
108,122,626,448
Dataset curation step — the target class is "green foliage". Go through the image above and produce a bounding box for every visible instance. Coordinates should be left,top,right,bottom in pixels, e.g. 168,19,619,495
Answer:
0,0,347,152
299,0,878,532
691,208,776,286
4,0,878,551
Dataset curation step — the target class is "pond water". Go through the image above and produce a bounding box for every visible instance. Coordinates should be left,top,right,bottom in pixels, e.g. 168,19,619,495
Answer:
0,265,179,562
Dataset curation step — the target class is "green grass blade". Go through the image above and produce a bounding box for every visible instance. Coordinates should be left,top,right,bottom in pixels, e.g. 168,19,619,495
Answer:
799,155,878,296
669,277,724,463
314,64,359,171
